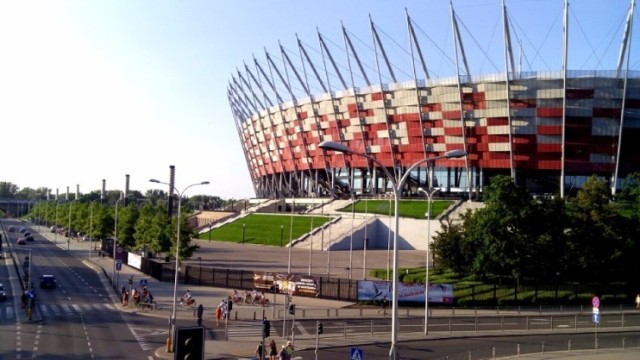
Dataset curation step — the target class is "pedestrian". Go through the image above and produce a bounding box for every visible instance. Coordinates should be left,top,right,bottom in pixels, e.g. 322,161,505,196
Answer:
268,338,277,360
215,305,222,327
284,340,294,359
278,345,289,360
255,340,264,360
378,296,387,314
636,294,640,309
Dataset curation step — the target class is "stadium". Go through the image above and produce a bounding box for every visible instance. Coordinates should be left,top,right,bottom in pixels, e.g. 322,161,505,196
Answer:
227,1,640,199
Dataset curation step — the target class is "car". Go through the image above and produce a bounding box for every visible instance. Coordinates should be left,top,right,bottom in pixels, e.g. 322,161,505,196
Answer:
16,238,26,245
23,231,31,237
40,275,57,289
0,283,6,301
7,226,15,232
25,235,34,241
19,228,26,233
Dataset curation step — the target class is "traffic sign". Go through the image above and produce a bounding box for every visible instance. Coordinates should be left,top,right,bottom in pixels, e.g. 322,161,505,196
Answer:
139,279,148,287
592,296,600,308
592,307,599,314
592,313,600,324
116,262,122,271
350,347,363,360
116,246,123,254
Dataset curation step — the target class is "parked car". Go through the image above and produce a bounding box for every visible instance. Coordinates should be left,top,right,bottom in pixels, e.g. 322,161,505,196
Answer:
25,235,34,241
7,226,15,232
16,238,26,245
23,231,31,237
40,275,57,289
0,283,6,301
19,228,26,233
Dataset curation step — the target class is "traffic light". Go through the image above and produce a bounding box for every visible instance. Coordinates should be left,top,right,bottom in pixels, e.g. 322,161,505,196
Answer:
317,322,323,335
174,326,204,360
262,319,271,338
288,304,295,315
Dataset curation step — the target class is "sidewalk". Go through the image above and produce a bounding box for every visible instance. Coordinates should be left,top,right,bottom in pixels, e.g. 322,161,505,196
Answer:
31,224,640,360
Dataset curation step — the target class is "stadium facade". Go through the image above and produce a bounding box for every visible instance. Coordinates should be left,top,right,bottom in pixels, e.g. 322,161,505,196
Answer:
227,1,640,199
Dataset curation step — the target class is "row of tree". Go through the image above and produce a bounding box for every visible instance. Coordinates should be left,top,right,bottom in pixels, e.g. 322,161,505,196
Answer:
25,193,213,260
432,174,640,287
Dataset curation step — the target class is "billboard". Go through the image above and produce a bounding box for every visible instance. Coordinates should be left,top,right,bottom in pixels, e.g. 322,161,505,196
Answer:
253,271,319,297
357,280,454,304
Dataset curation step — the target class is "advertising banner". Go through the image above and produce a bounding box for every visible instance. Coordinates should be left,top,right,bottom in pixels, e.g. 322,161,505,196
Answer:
357,280,454,304
253,271,319,297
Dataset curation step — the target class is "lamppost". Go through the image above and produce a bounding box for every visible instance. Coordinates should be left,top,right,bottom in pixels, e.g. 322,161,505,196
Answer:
287,197,294,274
149,178,209,353
280,225,284,247
418,186,439,335
320,140,466,359
89,197,103,258
54,198,59,244
112,192,124,289
67,192,77,250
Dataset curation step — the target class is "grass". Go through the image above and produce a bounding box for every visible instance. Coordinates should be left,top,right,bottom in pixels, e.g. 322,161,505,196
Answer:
370,267,622,306
199,213,331,246
338,199,454,219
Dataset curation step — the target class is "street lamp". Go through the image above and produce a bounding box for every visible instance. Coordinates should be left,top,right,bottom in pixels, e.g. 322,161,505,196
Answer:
112,192,124,290
418,186,439,335
319,140,466,359
89,197,103,258
149,178,209,353
287,197,295,274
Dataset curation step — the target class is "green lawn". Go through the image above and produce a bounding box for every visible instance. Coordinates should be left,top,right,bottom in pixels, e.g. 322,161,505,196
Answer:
199,213,331,246
338,199,454,219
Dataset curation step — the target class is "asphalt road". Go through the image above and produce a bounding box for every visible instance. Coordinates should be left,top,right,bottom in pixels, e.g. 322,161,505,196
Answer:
1,219,156,359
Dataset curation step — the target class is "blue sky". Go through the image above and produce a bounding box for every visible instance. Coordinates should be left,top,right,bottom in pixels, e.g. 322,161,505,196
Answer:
0,0,636,199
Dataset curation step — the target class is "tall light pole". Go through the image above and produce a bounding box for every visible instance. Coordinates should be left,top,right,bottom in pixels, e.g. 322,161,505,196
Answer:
320,140,466,359
89,198,102,258
287,197,294,274
149,178,209,353
54,200,59,244
418,186,438,335
112,192,124,289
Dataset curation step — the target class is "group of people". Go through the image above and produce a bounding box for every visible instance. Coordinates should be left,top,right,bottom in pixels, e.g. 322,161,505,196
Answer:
215,297,232,327
256,339,294,360
121,286,153,307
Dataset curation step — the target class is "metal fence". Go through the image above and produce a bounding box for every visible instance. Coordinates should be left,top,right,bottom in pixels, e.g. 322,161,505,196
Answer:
119,251,636,307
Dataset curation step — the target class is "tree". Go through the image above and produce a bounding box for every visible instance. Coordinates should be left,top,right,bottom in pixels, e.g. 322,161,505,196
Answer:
565,175,629,283
0,182,19,198
166,211,200,260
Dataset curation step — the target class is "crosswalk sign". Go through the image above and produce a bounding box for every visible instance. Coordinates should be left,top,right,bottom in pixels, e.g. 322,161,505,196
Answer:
593,313,600,324
350,347,363,360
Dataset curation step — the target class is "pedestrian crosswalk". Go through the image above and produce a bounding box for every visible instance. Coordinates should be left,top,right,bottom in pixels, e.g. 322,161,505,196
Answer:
225,320,265,339
37,303,118,317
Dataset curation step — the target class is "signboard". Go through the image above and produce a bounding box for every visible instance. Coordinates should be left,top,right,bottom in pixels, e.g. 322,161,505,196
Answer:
116,262,122,271
350,348,363,360
139,279,148,287
592,313,600,324
252,272,319,297
357,280,454,304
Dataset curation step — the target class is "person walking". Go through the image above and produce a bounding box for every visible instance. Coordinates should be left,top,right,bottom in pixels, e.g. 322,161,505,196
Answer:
278,345,289,360
268,338,277,360
636,294,640,310
255,340,264,360
378,296,387,314
215,305,222,327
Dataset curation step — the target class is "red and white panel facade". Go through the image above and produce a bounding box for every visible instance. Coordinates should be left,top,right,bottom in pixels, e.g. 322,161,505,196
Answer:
227,4,640,199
